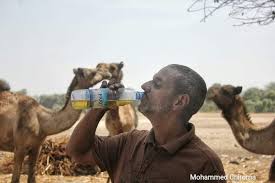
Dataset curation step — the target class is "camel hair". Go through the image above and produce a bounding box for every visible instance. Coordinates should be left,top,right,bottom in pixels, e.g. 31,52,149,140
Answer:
96,62,138,136
207,84,275,182
0,62,123,183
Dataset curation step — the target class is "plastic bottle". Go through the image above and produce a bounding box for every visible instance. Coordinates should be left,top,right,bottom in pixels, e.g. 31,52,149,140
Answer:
71,88,144,109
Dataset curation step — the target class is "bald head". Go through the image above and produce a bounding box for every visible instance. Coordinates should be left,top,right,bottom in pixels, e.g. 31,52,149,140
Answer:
167,64,207,116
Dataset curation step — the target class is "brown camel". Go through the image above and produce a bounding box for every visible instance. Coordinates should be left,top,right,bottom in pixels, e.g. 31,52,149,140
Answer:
96,62,138,136
0,63,122,183
207,84,275,182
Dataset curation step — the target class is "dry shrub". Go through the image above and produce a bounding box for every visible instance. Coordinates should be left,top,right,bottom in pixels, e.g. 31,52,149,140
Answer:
0,136,99,176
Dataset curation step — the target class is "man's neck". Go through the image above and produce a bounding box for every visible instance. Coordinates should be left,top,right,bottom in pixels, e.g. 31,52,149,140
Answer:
151,117,189,145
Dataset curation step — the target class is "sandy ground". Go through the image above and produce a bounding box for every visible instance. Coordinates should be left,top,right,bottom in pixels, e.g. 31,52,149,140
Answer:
0,112,274,183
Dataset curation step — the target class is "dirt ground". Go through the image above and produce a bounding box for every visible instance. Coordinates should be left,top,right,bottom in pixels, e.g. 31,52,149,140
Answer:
0,112,274,183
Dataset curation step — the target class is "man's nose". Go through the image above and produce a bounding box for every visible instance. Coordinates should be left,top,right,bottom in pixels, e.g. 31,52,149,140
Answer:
141,82,151,93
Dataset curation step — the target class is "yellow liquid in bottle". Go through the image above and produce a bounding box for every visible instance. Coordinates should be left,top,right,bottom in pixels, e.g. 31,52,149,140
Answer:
71,100,90,110
72,100,134,109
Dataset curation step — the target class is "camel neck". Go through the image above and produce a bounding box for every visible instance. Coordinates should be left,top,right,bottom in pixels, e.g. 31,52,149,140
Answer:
40,98,82,136
223,98,275,155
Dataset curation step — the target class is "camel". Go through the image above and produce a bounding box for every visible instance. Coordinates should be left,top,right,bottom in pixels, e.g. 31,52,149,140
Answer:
0,62,123,183
96,62,138,183
105,103,138,136
96,62,138,136
207,84,275,182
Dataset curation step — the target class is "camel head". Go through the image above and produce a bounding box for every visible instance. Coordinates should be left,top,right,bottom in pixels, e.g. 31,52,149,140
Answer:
61,62,124,111
207,84,243,111
0,79,10,92
72,67,111,89
73,62,124,89
96,62,124,82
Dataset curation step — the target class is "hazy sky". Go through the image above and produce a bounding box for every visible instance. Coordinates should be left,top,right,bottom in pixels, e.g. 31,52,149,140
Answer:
0,0,274,95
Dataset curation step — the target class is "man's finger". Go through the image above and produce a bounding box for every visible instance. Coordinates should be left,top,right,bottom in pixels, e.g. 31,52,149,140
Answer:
101,80,108,88
108,78,117,86
109,85,115,90
114,83,121,89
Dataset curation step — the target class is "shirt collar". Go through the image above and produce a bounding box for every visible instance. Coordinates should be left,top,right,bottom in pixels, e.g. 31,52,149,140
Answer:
144,123,195,155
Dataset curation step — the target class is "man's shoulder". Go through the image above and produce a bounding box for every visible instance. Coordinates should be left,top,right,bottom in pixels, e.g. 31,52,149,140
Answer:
118,129,150,151
190,136,219,157
127,129,149,141
189,136,224,172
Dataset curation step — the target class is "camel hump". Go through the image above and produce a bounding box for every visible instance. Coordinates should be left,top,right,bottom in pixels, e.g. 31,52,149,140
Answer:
0,79,11,92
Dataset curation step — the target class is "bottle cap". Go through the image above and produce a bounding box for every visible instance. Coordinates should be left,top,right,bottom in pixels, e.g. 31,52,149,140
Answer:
136,92,144,100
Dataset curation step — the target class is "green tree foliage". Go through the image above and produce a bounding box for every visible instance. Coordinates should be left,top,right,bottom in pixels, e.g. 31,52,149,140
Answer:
15,89,28,95
244,100,256,112
243,87,264,101
200,100,218,112
266,82,275,91
36,94,66,110
11,89,65,110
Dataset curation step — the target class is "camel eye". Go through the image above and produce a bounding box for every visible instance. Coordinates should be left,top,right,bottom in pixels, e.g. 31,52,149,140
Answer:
222,89,231,96
77,68,84,78
109,65,116,72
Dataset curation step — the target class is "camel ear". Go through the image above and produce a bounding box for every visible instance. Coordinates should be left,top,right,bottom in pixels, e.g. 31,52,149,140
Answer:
73,68,84,77
234,86,242,95
118,62,124,70
96,63,102,69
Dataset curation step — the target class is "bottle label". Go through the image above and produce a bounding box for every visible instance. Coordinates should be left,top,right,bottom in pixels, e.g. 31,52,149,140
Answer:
91,88,109,108
71,88,144,109
136,92,144,100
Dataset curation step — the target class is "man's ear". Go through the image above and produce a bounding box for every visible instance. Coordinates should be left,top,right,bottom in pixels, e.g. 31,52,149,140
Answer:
174,94,190,110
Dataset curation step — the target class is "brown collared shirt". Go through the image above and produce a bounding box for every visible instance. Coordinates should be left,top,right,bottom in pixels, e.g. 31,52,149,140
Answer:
92,123,226,183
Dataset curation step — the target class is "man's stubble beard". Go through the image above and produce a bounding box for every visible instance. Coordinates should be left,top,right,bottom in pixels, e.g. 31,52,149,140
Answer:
138,100,173,116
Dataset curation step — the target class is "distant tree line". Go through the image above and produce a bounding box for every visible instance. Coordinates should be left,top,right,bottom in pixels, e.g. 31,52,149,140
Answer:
15,89,66,111
15,82,275,113
201,82,275,113
34,94,66,110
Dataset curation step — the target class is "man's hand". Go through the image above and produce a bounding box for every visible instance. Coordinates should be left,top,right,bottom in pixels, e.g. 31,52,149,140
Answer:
100,79,124,109
100,79,124,89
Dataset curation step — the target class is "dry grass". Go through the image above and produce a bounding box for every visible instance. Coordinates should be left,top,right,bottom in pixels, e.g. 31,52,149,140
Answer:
1,112,274,183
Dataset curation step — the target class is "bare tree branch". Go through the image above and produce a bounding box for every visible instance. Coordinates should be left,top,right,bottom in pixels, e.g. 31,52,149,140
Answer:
188,0,275,25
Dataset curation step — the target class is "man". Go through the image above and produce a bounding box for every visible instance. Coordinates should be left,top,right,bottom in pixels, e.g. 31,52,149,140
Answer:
66,64,226,183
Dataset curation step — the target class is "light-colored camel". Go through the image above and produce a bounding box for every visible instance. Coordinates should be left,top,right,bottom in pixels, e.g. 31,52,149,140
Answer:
0,63,122,183
207,84,275,182
96,62,138,136
105,103,138,136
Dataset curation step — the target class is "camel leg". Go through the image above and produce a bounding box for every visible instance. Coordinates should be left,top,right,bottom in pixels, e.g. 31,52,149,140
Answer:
27,147,40,183
269,157,275,181
11,148,26,183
